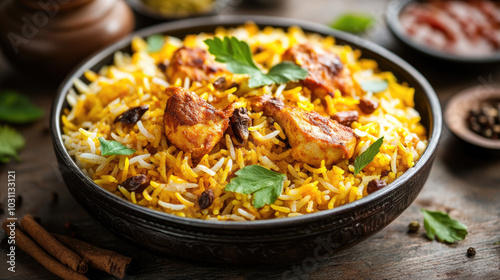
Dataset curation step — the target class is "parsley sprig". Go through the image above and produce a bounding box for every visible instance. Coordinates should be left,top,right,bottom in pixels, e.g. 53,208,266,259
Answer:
225,165,286,208
204,36,308,88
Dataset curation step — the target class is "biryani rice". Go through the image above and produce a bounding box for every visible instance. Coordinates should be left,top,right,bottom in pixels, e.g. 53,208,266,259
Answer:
62,23,428,221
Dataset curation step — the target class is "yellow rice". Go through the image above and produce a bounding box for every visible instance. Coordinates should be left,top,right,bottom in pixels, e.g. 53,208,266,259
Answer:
62,23,428,221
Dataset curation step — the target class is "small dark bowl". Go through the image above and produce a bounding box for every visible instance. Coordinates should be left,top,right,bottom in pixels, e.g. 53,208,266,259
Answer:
127,0,222,21
445,84,500,149
387,0,500,64
51,15,442,265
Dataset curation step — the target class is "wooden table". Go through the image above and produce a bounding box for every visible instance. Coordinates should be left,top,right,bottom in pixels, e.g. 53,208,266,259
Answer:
1,0,500,279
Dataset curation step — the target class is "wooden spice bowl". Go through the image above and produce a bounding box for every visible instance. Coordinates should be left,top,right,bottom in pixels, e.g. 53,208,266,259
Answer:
445,85,500,149
50,16,442,265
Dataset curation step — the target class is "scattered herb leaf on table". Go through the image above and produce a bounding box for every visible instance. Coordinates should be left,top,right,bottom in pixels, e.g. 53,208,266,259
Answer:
98,137,136,156
354,137,384,175
330,13,375,34
0,91,44,124
225,165,286,208
421,209,468,243
0,125,25,163
204,36,308,88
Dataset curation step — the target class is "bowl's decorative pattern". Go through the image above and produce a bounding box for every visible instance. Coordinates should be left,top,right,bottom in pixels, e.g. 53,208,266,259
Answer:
51,16,442,265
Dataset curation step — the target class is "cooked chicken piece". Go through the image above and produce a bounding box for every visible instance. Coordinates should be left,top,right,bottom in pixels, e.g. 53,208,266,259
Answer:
166,47,225,84
251,95,356,166
164,87,234,158
282,43,355,98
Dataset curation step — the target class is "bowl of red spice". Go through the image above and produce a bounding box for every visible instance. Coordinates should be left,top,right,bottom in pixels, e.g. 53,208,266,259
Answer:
445,84,500,149
387,0,500,63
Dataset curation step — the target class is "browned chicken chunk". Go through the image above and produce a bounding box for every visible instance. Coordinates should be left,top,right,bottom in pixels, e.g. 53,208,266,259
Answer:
164,87,234,158
251,95,357,166
166,47,225,84
282,44,355,98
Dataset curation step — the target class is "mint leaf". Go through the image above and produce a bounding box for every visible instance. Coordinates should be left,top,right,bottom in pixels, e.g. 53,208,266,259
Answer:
0,91,44,124
359,80,388,93
421,209,468,243
147,34,164,53
98,137,135,156
204,37,308,88
225,165,286,208
0,125,25,163
330,13,374,34
354,137,383,175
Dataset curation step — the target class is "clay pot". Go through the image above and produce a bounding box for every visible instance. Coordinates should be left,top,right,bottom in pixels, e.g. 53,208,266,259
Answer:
0,0,135,79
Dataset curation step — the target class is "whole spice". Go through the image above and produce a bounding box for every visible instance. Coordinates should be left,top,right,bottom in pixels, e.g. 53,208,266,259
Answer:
359,98,379,114
408,221,420,233
54,234,132,279
120,174,149,193
20,215,89,273
367,179,387,194
2,220,89,280
332,110,359,126
467,100,500,139
114,105,149,124
467,247,476,257
198,189,214,210
230,107,251,143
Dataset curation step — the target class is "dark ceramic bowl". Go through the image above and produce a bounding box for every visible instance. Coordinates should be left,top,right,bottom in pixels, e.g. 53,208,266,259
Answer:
51,15,442,265
386,0,500,64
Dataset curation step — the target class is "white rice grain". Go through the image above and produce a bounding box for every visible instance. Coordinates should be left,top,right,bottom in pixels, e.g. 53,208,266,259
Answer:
158,200,185,210
73,78,91,95
111,132,130,144
193,164,216,176
129,154,150,164
211,158,225,173
79,153,107,164
237,208,256,220
261,156,279,171
152,77,169,87
137,121,154,140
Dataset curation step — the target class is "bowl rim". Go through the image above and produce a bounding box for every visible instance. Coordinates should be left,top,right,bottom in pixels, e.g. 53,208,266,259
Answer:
386,0,500,64
51,15,442,230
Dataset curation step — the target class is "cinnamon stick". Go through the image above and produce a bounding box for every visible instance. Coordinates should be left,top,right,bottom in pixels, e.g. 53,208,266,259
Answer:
20,214,88,273
2,220,88,280
53,234,132,279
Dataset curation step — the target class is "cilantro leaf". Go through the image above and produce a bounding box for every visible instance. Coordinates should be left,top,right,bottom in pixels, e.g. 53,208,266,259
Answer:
98,137,136,156
354,137,383,175
224,165,286,208
421,209,468,243
359,80,388,93
204,37,308,88
147,34,164,53
0,125,25,163
330,13,375,34
0,91,44,124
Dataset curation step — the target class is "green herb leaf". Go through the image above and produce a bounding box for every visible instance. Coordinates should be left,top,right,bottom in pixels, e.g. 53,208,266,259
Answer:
353,137,383,175
330,13,375,34
0,125,25,163
494,241,500,245
421,209,468,243
359,80,388,93
147,34,164,53
98,137,135,156
0,91,44,124
224,165,286,208
204,37,308,88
